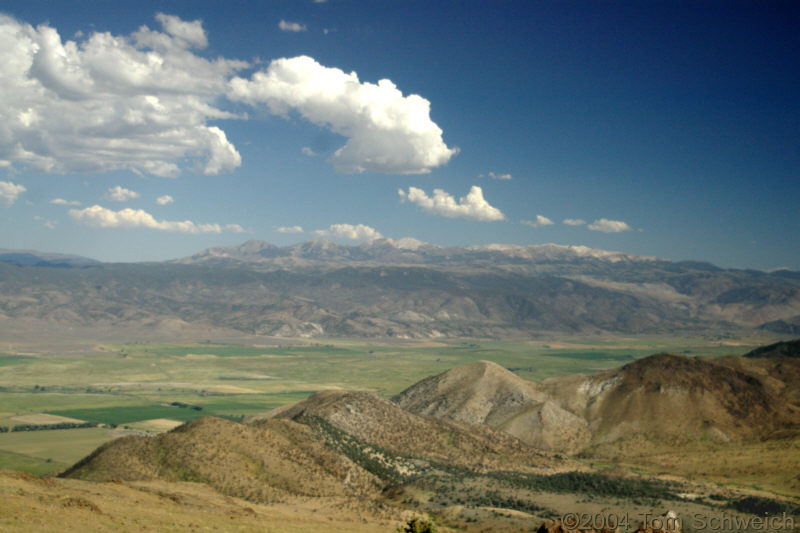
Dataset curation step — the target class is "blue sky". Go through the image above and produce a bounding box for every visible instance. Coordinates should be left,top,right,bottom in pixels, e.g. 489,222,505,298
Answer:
0,1,797,269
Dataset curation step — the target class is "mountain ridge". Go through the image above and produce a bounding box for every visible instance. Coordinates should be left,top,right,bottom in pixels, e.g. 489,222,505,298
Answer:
1,239,799,338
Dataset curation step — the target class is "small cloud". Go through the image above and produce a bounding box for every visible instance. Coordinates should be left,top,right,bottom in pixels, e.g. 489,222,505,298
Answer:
106,186,140,202
563,218,586,226
484,171,512,180
314,0,328,3
34,215,56,229
398,185,505,222
279,20,307,32
521,215,554,228
587,218,633,233
276,225,304,234
301,146,317,156
69,205,243,234
156,195,174,206
155,12,208,48
0,181,26,207
315,223,382,241
225,224,245,233
50,198,81,206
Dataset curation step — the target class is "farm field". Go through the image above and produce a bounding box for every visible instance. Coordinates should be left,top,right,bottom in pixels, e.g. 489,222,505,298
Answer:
0,335,771,475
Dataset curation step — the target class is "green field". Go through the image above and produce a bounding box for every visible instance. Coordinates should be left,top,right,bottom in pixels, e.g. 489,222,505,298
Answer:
0,335,770,475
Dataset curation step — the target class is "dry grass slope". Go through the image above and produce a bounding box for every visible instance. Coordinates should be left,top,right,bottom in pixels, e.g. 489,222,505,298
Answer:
62,416,380,503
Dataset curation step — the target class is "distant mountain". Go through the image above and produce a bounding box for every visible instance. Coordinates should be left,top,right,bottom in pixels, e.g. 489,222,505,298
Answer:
176,238,659,268
1,239,799,338
0,249,99,268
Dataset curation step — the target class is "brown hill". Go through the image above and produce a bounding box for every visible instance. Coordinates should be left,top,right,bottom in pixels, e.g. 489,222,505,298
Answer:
541,353,800,447
392,360,590,453
62,416,380,503
395,354,800,456
252,389,576,473
711,345,800,415
743,338,800,358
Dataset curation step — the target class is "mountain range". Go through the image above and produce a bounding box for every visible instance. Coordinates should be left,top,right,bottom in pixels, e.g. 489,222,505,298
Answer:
1,239,799,339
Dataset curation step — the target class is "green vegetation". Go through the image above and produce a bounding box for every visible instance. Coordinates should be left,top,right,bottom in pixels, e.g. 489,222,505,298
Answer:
728,496,800,516
48,406,207,425
397,517,438,533
487,471,680,501
0,427,119,471
10,421,97,432
302,415,420,484
0,354,34,367
0,449,69,475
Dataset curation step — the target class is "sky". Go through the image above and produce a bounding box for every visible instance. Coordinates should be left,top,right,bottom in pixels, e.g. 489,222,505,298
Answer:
0,1,797,269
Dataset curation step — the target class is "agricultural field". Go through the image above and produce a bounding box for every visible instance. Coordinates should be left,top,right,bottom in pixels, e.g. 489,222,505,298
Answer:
0,335,771,476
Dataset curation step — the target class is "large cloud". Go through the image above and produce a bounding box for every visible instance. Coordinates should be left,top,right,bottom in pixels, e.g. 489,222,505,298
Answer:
69,205,244,234
0,181,25,207
0,13,244,177
587,218,633,233
398,185,505,221
315,223,382,241
228,56,458,174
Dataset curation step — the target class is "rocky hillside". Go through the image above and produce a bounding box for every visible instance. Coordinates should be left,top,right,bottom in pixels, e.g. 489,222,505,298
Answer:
1,239,799,339
392,361,589,453
252,389,575,473
396,352,800,453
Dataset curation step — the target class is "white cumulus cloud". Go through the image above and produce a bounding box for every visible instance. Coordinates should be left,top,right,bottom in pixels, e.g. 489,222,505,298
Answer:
69,205,244,234
587,218,633,233
156,194,174,205
0,13,244,177
106,185,140,202
228,55,457,174
563,218,587,226
315,223,382,241
521,215,554,228
0,181,26,207
49,198,81,206
398,185,505,222
276,225,304,234
278,20,307,32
